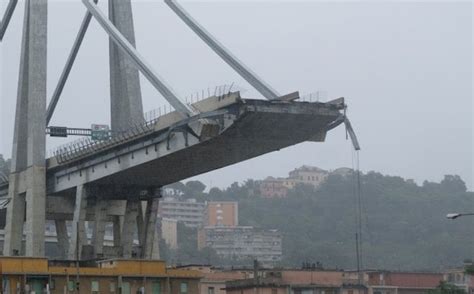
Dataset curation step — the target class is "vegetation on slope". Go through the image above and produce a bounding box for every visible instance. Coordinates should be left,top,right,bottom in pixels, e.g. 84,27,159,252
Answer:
165,172,472,270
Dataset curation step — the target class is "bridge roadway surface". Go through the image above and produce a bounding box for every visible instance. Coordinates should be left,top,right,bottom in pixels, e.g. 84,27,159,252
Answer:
0,93,345,199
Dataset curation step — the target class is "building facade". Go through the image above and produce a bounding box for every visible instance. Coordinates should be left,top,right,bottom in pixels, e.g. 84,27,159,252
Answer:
225,269,366,294
0,257,201,294
287,166,329,188
199,226,282,266
258,166,331,198
443,268,474,294
206,202,239,227
259,177,289,198
177,265,252,294
161,217,179,250
159,197,206,228
366,271,443,294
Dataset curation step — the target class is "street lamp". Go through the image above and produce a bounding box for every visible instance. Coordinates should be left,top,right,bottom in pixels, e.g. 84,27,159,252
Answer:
446,213,474,220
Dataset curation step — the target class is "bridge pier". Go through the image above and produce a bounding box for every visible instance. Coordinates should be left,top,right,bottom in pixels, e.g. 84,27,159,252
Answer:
121,199,139,258
92,199,108,257
68,185,89,260
55,219,69,259
141,197,160,259
3,0,48,257
3,174,25,256
47,186,162,260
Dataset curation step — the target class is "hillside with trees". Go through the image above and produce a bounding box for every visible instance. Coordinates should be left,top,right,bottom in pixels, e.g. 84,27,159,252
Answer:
164,172,473,271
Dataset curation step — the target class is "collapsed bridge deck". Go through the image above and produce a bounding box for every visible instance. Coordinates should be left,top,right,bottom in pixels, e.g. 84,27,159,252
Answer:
1,93,345,198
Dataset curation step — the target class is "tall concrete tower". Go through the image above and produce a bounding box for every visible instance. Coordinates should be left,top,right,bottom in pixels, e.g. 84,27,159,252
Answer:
108,0,144,132
4,0,48,257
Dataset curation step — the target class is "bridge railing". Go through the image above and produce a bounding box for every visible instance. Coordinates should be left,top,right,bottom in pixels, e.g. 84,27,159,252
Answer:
50,84,242,164
142,83,244,122
51,116,158,164
299,90,328,102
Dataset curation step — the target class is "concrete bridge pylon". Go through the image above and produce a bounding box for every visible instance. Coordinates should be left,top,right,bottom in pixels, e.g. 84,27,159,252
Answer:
3,0,160,260
4,0,48,257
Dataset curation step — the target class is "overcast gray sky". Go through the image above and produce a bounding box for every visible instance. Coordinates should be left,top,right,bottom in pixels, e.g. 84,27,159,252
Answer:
1,1,472,190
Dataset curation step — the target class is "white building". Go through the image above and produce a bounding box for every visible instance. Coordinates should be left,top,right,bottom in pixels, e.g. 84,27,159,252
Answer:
158,197,206,228
160,218,178,249
199,226,282,266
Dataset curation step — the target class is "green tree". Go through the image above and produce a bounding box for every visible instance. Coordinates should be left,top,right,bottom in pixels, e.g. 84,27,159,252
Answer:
165,182,186,197
184,181,206,198
440,175,467,193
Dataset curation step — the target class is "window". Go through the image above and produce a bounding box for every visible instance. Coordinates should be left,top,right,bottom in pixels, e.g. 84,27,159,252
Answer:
110,282,116,292
91,281,99,293
67,281,75,292
180,282,188,294
208,287,215,294
153,281,161,294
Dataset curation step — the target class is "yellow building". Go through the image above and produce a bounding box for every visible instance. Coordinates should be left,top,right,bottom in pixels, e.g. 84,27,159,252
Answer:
0,257,202,294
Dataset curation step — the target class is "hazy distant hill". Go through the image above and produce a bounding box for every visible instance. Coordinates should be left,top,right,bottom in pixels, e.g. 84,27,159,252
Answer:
167,171,473,270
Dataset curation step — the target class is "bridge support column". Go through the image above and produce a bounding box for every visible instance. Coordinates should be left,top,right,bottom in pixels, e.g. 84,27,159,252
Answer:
113,215,122,247
3,175,25,256
55,219,69,259
121,199,139,258
137,202,145,252
3,0,47,257
68,185,88,260
141,197,160,259
92,199,107,257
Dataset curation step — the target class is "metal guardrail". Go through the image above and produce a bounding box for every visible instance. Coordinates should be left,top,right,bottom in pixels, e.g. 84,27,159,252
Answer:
143,84,239,122
52,117,159,164
51,90,237,164
299,90,328,102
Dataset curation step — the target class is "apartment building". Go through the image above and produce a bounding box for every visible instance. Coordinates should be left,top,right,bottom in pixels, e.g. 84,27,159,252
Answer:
198,226,282,266
159,197,206,228
206,202,239,227
161,217,179,249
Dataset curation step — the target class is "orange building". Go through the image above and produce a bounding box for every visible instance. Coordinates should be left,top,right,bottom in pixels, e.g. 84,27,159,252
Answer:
206,202,238,227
